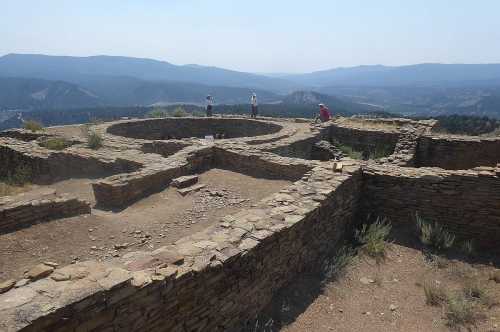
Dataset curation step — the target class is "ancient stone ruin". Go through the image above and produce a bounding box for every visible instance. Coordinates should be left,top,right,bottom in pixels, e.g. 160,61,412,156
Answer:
0,116,499,331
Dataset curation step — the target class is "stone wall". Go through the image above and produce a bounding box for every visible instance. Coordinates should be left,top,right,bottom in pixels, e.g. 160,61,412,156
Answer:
0,166,362,332
107,118,283,140
93,146,213,209
362,164,500,249
214,148,312,181
328,123,399,156
141,140,191,158
0,192,90,234
416,135,500,169
0,139,141,185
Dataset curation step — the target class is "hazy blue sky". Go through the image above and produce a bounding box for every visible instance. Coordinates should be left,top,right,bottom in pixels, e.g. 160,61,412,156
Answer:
2,0,500,73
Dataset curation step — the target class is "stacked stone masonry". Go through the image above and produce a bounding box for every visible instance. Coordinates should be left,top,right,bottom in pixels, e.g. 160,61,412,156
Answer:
0,191,90,234
0,116,499,331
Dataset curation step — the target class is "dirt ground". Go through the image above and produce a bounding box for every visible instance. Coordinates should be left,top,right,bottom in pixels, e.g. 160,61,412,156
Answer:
255,230,500,332
0,168,291,280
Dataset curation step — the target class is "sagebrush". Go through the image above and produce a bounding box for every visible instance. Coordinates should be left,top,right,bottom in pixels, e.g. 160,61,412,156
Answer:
87,131,103,149
416,213,455,250
40,138,71,151
355,217,392,261
322,245,356,283
23,120,43,132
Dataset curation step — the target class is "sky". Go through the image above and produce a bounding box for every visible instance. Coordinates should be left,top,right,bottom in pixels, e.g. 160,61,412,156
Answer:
2,0,500,73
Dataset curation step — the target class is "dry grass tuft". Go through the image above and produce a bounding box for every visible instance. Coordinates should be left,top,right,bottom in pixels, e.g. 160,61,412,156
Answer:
23,120,43,132
40,137,71,151
445,293,483,330
87,131,103,150
416,213,455,251
355,217,392,263
423,281,448,306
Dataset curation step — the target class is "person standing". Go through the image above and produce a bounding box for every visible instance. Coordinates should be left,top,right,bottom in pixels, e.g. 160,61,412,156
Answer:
315,103,331,123
250,93,258,118
206,95,214,117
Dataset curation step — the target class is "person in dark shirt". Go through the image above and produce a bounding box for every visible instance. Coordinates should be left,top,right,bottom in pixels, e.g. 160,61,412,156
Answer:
206,95,214,117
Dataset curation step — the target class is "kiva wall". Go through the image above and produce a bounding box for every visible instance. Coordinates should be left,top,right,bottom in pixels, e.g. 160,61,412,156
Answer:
416,135,500,170
329,124,399,155
107,118,282,140
362,165,500,249
0,194,90,234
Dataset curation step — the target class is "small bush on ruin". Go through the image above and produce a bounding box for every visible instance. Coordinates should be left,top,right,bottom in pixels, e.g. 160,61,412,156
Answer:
337,144,363,160
322,245,356,283
460,239,476,257
463,279,496,307
171,106,188,117
40,137,71,151
147,108,168,118
0,183,20,197
423,280,448,306
87,131,103,150
1,163,32,187
23,120,43,132
445,293,482,329
416,213,455,251
370,144,393,159
355,217,392,262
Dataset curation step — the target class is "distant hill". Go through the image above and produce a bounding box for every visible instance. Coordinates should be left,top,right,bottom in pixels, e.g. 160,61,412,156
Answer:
2,54,500,118
0,76,281,110
281,91,381,115
0,54,298,93
284,64,500,87
318,85,500,119
0,77,101,109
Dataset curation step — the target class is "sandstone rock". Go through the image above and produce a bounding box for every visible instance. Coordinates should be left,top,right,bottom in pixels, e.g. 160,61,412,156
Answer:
14,279,30,288
333,162,343,173
26,264,54,280
51,271,71,282
177,184,207,196
0,279,16,294
172,175,199,188
360,277,374,285
490,270,500,283
44,261,59,268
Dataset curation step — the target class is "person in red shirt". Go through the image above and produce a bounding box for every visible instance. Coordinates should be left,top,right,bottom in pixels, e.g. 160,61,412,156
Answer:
315,103,331,123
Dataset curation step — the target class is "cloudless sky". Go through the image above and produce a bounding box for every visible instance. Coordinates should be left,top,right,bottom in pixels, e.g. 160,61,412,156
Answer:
2,0,500,73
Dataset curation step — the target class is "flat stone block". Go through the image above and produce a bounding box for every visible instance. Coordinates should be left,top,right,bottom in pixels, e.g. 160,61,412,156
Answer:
177,184,207,196
172,175,199,189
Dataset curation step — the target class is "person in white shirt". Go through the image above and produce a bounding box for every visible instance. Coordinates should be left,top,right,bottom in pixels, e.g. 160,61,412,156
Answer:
206,95,214,117
250,93,258,118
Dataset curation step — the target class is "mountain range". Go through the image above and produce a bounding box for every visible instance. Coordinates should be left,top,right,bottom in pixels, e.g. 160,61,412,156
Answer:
1,53,500,118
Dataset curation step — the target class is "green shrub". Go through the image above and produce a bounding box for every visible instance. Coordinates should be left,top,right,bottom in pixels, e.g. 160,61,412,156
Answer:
355,217,392,262
172,106,188,117
445,294,480,329
371,144,393,159
460,239,475,257
423,281,448,306
463,279,485,300
322,245,355,283
337,144,363,160
416,213,455,251
0,182,21,197
87,131,103,150
147,108,168,118
23,120,43,132
1,164,32,187
40,138,71,151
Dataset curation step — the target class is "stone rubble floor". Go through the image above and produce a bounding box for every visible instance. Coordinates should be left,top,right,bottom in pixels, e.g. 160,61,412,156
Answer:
0,168,291,281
